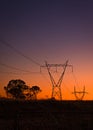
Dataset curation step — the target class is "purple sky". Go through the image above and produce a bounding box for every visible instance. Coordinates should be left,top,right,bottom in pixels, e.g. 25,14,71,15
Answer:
0,0,93,99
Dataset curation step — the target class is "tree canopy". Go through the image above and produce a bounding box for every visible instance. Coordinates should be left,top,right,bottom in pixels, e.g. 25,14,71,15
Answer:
30,86,41,100
4,79,42,100
4,79,28,99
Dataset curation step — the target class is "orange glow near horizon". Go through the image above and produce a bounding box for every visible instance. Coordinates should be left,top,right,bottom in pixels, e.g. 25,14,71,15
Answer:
1,1,93,101
0,63,93,101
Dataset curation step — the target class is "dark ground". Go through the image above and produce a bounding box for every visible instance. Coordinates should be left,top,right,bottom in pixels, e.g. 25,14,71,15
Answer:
0,99,93,130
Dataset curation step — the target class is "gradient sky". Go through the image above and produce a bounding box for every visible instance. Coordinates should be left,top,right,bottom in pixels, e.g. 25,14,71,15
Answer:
0,0,93,100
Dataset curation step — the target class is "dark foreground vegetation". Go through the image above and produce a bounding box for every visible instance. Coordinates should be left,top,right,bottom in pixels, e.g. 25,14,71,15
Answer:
0,99,93,130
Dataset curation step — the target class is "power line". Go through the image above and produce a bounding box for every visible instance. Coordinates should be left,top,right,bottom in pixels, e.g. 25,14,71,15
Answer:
0,38,41,66
40,72,51,84
69,61,80,90
0,71,24,75
0,70,40,75
71,71,81,90
60,80,70,92
0,62,35,73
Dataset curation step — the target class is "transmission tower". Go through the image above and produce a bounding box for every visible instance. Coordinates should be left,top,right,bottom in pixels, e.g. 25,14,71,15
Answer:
41,60,73,100
72,86,88,100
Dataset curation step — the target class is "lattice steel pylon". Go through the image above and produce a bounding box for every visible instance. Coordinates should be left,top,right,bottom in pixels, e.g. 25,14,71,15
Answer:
41,60,73,100
72,86,88,100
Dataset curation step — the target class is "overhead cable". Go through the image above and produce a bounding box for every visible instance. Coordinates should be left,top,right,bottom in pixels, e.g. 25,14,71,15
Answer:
0,62,33,73
0,70,40,75
0,38,41,66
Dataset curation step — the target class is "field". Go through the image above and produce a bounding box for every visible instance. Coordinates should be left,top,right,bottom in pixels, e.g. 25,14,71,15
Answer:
0,99,93,130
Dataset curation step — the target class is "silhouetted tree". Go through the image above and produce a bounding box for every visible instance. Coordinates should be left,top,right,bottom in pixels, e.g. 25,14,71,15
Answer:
25,90,34,100
30,86,41,100
4,79,28,99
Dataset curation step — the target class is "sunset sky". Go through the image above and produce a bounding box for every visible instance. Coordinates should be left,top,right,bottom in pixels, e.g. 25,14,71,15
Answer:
0,0,93,100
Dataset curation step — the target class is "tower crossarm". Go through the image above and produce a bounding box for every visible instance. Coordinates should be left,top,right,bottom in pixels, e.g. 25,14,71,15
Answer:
40,60,73,100
72,86,88,100
41,63,73,69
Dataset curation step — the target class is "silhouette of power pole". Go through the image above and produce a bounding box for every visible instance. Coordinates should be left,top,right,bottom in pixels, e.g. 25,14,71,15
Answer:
41,60,73,100
72,86,88,100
